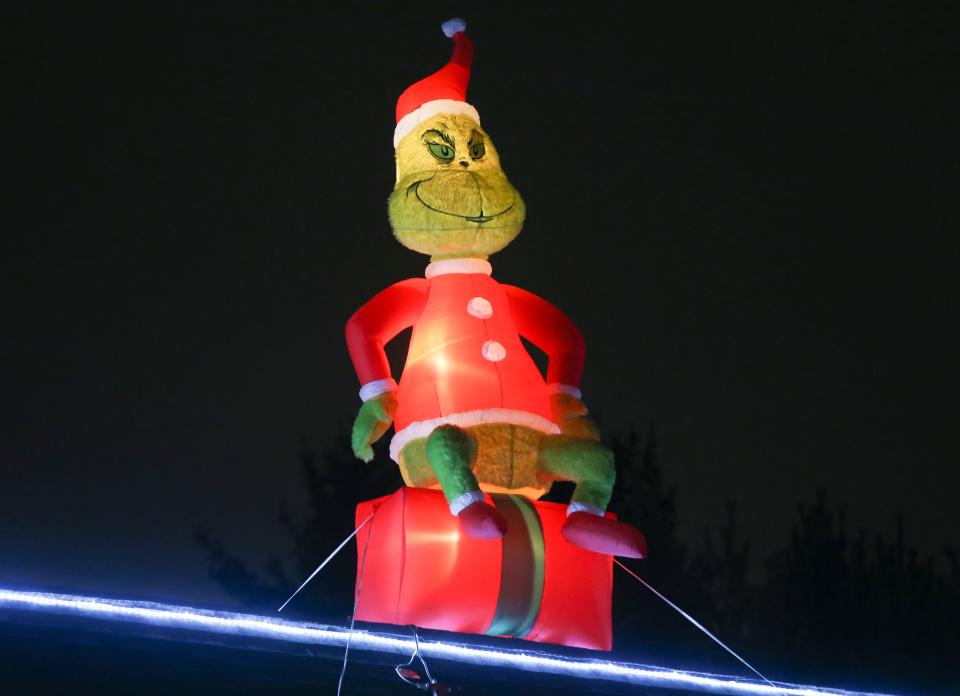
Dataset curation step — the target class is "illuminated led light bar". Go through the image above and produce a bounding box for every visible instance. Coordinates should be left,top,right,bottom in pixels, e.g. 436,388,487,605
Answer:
0,587,897,696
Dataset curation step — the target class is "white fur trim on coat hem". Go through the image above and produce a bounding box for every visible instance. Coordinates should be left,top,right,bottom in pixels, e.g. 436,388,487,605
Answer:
389,408,561,462
394,99,481,148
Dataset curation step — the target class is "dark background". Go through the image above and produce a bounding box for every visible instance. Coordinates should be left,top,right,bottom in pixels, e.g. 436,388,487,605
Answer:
2,0,956,670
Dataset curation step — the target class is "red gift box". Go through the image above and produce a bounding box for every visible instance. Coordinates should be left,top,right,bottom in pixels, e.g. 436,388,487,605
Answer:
353,486,614,651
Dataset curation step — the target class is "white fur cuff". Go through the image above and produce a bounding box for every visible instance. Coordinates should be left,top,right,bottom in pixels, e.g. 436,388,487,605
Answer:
359,378,398,402
450,490,486,516
546,383,582,400
567,501,603,517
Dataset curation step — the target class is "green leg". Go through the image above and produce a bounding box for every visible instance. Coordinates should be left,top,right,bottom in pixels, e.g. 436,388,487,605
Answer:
538,434,615,512
426,424,480,508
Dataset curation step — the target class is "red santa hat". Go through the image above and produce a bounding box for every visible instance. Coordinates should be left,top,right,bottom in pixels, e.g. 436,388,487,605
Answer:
393,18,481,148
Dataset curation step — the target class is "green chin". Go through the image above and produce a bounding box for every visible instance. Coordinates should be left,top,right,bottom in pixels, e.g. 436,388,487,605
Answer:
388,193,525,258
391,221,523,259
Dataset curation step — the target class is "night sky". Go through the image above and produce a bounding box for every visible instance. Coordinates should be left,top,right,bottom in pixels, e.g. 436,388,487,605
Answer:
2,3,956,611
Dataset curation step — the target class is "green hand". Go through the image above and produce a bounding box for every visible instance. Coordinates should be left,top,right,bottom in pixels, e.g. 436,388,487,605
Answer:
351,392,399,462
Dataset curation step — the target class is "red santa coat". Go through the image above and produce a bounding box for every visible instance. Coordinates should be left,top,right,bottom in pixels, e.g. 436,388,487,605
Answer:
346,258,585,461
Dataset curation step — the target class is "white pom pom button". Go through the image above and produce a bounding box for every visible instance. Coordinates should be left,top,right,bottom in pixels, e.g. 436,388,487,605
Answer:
481,340,507,362
467,296,493,319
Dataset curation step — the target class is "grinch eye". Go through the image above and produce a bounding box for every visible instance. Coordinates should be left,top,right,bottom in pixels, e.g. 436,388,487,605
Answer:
427,142,455,162
469,140,486,160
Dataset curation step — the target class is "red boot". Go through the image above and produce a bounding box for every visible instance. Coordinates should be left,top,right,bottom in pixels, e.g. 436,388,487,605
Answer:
458,500,507,539
562,512,647,558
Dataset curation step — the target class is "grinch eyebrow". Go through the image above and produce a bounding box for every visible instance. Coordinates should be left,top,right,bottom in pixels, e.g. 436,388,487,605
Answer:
423,129,455,147
468,130,484,144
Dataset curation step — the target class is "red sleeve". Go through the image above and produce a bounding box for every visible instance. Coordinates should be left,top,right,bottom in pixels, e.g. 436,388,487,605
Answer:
345,278,429,385
503,284,585,388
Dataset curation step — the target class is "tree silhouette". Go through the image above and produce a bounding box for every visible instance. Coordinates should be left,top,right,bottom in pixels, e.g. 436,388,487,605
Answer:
754,492,959,694
196,424,403,622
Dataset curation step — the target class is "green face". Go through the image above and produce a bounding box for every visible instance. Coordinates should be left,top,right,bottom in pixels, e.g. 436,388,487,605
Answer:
389,113,526,260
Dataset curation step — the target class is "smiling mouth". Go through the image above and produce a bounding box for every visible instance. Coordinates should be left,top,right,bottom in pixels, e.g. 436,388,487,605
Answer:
407,177,513,224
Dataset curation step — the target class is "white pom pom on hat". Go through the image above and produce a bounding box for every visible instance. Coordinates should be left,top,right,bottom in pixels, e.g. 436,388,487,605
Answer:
441,17,467,38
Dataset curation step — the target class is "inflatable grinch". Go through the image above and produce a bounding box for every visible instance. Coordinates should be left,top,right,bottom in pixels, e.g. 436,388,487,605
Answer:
346,18,646,561
341,17,646,650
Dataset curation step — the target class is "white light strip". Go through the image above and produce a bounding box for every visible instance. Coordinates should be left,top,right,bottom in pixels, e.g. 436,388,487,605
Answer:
0,588,898,696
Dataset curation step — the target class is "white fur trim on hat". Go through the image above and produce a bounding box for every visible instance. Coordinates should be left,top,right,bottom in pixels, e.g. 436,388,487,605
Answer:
389,408,561,462
394,99,481,148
